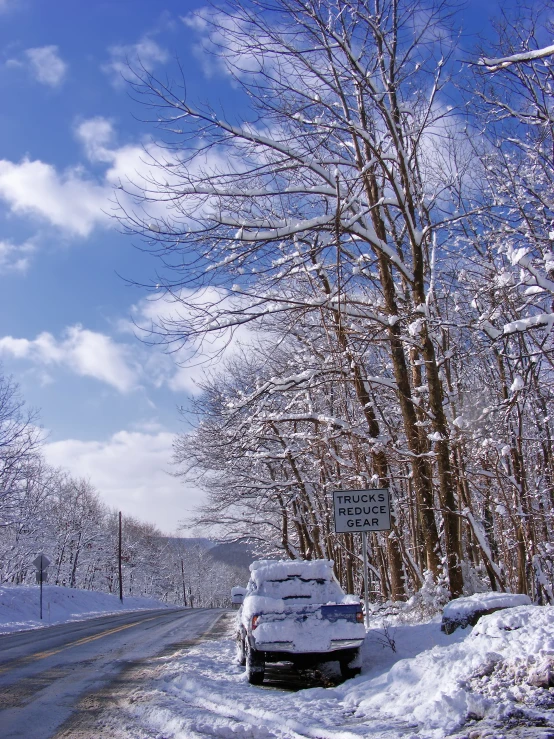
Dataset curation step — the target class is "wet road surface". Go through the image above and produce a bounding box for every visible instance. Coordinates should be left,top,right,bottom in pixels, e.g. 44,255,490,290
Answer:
0,607,224,739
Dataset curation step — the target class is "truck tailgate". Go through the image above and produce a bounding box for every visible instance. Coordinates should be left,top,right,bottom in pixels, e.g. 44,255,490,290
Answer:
252,603,365,653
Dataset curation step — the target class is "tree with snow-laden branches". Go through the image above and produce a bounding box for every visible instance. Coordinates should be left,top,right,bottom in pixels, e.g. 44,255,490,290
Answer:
115,0,554,605
0,366,240,607
119,0,469,598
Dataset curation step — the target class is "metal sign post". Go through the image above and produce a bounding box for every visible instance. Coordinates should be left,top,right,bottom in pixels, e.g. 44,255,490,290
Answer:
39,570,44,621
331,489,391,629
33,553,51,620
362,531,370,628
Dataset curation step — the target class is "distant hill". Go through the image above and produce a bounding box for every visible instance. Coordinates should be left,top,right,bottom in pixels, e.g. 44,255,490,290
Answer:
162,537,215,551
206,540,258,571
161,536,270,575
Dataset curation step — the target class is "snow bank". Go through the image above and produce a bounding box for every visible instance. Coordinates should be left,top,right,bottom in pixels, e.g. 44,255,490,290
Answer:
345,605,553,737
0,584,171,633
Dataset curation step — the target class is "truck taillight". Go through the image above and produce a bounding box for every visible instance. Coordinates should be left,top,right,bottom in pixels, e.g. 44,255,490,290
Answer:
252,615,260,630
356,612,364,623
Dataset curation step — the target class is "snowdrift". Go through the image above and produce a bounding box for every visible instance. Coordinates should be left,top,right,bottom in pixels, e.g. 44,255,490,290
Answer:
0,584,171,633
345,604,554,736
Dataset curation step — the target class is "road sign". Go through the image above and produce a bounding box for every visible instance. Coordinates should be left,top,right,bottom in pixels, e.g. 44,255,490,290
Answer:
332,489,391,628
332,489,391,533
33,553,51,571
32,553,51,621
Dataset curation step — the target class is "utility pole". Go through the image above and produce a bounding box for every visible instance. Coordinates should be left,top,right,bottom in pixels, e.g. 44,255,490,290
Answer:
118,511,123,603
181,559,187,606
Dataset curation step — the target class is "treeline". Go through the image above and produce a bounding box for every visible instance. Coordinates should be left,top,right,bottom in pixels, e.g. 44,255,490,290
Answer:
120,0,554,603
0,370,244,606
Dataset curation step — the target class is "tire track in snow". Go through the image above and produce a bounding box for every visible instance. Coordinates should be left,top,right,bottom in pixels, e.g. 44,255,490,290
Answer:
140,619,414,739
164,689,380,739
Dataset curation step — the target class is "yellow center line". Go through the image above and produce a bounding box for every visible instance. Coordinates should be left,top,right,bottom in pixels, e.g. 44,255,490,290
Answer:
0,616,160,674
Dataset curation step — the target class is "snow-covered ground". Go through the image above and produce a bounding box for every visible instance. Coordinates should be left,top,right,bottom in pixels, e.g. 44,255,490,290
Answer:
0,583,170,633
2,584,552,737
95,605,554,739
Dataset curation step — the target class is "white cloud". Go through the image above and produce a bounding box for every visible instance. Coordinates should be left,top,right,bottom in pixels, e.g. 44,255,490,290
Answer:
75,119,232,225
25,45,67,87
0,239,35,273
43,430,204,533
127,287,255,393
0,325,138,393
0,118,142,237
0,119,184,239
182,9,306,87
0,115,236,242
0,157,110,236
0,313,214,396
4,58,23,70
182,10,261,79
75,119,172,199
103,36,168,88
75,117,116,163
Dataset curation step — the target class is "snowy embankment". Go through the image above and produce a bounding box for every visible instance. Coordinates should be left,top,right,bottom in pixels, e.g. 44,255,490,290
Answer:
346,605,554,736
111,605,554,738
0,584,171,633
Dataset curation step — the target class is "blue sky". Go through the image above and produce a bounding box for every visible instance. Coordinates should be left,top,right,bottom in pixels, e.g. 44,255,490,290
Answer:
0,0,508,533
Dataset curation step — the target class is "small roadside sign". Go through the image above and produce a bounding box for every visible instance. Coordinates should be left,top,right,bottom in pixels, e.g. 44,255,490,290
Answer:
332,489,391,533
33,553,51,571
32,553,51,621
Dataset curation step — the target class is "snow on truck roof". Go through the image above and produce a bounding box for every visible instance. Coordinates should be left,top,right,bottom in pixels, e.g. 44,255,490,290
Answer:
243,560,353,616
249,559,335,585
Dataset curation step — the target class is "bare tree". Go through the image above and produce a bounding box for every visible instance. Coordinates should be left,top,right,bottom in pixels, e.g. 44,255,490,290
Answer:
119,0,471,596
0,366,42,527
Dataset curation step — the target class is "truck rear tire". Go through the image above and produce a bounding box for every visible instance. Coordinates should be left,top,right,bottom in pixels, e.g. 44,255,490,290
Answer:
340,663,361,679
246,641,265,685
236,633,246,666
340,648,362,680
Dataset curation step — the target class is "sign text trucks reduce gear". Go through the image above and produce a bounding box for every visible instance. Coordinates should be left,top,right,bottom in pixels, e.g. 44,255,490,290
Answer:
332,489,391,533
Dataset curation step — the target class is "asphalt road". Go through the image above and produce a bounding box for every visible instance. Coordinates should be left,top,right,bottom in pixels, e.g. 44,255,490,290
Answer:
0,607,225,739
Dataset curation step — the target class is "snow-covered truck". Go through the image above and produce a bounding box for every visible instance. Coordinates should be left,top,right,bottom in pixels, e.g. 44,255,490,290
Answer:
234,559,365,684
